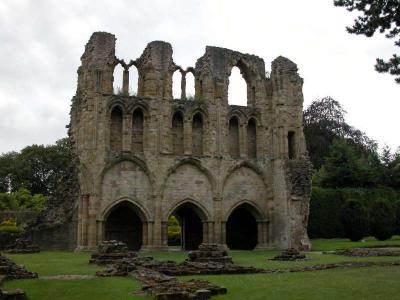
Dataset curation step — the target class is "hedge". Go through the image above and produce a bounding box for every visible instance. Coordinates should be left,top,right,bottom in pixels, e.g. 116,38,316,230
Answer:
308,187,400,239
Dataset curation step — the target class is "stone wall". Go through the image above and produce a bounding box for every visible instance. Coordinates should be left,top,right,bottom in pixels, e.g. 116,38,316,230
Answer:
69,32,312,251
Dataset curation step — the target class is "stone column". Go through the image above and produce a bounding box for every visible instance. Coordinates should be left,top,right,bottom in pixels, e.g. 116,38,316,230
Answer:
87,195,98,249
82,195,89,247
123,114,132,152
202,222,208,243
142,222,148,246
239,123,246,158
181,72,186,100
161,221,168,247
184,118,192,155
221,221,227,245
122,69,129,95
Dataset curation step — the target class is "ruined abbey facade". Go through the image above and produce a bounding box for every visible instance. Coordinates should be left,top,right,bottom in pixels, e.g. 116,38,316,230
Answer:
70,32,312,251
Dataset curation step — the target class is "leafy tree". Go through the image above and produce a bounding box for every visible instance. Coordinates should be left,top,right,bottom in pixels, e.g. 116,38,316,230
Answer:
334,0,400,83
316,139,363,187
303,96,377,169
341,199,368,241
0,151,19,193
0,138,71,195
0,188,47,211
370,199,396,240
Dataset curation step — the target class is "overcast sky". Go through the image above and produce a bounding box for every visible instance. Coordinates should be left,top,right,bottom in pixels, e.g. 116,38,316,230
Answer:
0,0,398,154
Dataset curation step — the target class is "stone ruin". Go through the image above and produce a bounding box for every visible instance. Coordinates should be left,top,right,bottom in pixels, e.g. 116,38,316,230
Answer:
269,248,307,261
0,255,38,280
89,240,137,265
333,247,400,257
95,243,264,299
3,238,40,254
72,32,313,253
187,243,232,264
0,254,37,300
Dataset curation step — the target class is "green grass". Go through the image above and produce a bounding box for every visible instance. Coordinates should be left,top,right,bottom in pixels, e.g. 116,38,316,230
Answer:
3,237,400,300
3,277,150,300
311,235,400,251
184,266,400,300
5,251,101,276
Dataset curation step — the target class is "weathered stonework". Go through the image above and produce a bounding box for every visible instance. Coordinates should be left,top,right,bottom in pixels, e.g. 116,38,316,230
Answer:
70,32,312,251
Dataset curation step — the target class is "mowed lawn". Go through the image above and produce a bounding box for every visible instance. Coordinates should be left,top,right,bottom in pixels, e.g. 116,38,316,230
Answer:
2,237,400,300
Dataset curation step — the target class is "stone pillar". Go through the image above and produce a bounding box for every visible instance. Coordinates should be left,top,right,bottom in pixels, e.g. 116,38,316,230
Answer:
184,118,192,155
87,195,98,249
161,221,168,247
181,72,186,100
142,222,148,246
123,113,132,151
239,122,246,158
202,222,208,243
221,221,227,245
82,195,89,246
122,68,129,95
242,122,248,158
207,222,214,244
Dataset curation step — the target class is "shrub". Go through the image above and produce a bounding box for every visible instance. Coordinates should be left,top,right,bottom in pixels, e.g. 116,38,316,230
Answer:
341,199,368,241
167,215,181,246
370,199,396,240
0,219,21,233
308,187,345,238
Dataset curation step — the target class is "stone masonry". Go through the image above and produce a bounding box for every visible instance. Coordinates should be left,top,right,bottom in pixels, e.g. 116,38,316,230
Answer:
70,32,312,251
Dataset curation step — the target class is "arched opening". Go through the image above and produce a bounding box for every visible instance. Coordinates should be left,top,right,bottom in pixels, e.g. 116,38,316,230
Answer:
113,63,124,95
247,118,257,158
229,116,240,158
110,106,123,151
132,108,144,153
129,66,139,96
288,131,296,159
186,72,195,100
104,202,143,250
168,202,205,250
172,111,184,155
172,70,182,99
226,204,258,250
228,66,247,106
192,113,203,156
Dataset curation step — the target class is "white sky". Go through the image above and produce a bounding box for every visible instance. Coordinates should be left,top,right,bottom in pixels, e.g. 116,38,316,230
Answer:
0,0,398,153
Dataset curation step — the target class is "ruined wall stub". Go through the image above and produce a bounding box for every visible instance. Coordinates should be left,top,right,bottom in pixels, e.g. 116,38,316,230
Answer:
69,32,312,251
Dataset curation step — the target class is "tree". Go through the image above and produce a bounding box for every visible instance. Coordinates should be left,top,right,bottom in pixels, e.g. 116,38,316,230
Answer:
0,138,72,195
341,199,368,241
370,199,396,240
334,0,400,83
303,96,377,169
316,139,363,187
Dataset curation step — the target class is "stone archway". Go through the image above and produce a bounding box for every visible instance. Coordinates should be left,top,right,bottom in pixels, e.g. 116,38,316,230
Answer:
168,202,207,250
226,203,258,250
104,201,145,250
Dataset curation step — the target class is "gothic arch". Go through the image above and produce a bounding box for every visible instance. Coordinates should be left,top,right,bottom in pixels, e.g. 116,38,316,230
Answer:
100,197,151,222
98,156,154,188
224,200,264,222
161,158,216,195
164,198,210,222
108,100,127,115
222,161,265,189
101,199,149,250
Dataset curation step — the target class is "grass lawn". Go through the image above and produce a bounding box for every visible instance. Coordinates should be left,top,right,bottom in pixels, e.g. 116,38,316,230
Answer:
2,237,400,300
311,235,400,251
